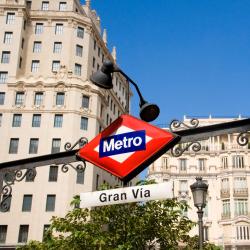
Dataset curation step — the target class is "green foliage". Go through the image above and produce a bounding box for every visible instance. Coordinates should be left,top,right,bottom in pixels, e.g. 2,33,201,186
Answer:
17,182,218,250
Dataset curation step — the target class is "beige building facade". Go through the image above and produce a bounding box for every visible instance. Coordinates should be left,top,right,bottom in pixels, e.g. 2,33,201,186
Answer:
0,0,134,248
148,116,250,250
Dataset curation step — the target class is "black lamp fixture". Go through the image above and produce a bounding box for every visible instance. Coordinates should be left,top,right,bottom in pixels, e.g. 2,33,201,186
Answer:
190,177,208,250
90,60,160,122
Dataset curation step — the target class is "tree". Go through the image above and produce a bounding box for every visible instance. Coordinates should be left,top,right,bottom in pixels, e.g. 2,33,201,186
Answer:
17,182,219,250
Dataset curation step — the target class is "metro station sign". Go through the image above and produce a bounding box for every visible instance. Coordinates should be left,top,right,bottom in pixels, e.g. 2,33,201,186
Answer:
77,115,180,182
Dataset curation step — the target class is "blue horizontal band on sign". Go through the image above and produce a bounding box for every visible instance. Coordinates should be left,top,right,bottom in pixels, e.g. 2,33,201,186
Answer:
99,130,146,158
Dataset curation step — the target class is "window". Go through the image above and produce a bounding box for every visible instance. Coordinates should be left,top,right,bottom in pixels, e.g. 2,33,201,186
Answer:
23,19,26,30
222,156,228,169
35,23,44,34
15,92,24,105
59,2,66,11
0,93,5,105
236,225,250,240
180,159,187,171
221,178,229,191
33,41,42,53
18,225,29,243
98,47,101,57
162,157,168,169
12,114,22,127
94,40,96,50
19,57,22,68
222,199,230,217
52,61,60,72
97,63,100,70
82,95,89,108
76,169,85,184
55,24,63,35
198,158,206,171
0,225,7,243
43,225,50,241
29,138,39,154
6,13,15,24
233,155,244,168
179,180,188,192
46,195,56,211
26,1,32,9
41,1,49,10
235,199,248,216
76,45,83,57
51,138,61,153
0,114,2,127
34,92,43,105
4,32,13,44
75,63,81,76
56,92,64,105
204,226,209,241
96,174,99,190
9,138,19,154
1,51,10,64
77,27,84,38
0,72,8,84
31,60,40,73
53,42,62,53
80,117,88,130
32,114,41,127
22,195,32,212
21,38,25,49
54,114,63,127
49,165,58,182
92,57,95,68
234,177,247,190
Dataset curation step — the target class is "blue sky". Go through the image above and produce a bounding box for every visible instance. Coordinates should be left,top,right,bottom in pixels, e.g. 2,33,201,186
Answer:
83,0,250,126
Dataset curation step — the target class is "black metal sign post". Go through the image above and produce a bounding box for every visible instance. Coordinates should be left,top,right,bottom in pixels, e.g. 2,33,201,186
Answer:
0,117,249,211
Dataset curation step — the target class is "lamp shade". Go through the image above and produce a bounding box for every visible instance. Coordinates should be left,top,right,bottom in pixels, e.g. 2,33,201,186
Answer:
90,60,114,89
139,102,160,122
190,177,208,209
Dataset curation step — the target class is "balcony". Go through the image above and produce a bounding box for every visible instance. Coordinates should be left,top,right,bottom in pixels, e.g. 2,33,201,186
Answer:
178,190,189,199
233,188,248,197
221,189,230,198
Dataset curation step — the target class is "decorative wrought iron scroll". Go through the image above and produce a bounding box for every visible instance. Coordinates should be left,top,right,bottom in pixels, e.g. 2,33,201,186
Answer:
170,118,199,132
64,137,88,151
237,132,250,146
171,141,201,157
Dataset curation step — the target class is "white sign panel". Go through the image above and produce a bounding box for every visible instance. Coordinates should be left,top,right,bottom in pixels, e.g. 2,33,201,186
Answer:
80,182,173,208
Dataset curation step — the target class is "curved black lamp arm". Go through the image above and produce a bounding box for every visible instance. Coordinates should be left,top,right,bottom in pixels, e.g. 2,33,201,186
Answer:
112,66,146,107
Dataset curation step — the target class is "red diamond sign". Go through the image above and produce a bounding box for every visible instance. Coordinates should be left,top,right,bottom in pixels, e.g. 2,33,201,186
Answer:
77,115,180,182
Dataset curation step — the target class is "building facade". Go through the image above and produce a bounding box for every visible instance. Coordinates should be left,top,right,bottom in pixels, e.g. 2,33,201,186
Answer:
0,0,134,248
148,116,250,250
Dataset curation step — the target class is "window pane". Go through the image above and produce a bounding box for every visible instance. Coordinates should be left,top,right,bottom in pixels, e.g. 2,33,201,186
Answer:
46,195,56,211
77,27,84,38
18,225,29,243
51,139,61,153
29,138,39,154
12,114,22,127
0,225,7,243
54,114,63,127
52,61,60,72
0,72,8,84
31,60,40,72
15,92,24,105
35,23,43,34
0,93,5,105
80,117,88,130
49,166,58,182
56,93,64,105
53,42,62,53
9,138,19,154
6,13,15,24
43,224,50,241
22,195,32,212
76,169,85,184
59,2,66,11
76,45,83,57
75,64,81,76
32,114,41,127
33,42,42,53
4,32,13,44
55,24,63,35
41,1,49,10
34,92,43,105
1,51,10,64
82,95,89,108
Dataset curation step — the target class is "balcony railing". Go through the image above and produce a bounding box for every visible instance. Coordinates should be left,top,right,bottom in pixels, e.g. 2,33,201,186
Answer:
221,189,230,198
233,188,248,197
178,190,189,198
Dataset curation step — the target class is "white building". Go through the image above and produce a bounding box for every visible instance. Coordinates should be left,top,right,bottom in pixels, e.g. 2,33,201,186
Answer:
148,116,250,250
0,0,135,248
